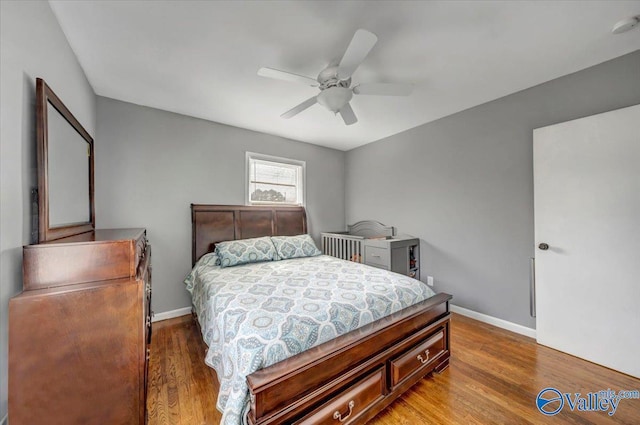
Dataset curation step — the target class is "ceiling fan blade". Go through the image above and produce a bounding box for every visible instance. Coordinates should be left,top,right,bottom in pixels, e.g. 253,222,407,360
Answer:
353,83,413,96
281,96,318,119
258,67,319,87
337,29,378,80
339,103,358,125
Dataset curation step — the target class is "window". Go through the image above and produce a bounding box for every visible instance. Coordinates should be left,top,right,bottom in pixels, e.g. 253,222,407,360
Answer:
246,152,305,206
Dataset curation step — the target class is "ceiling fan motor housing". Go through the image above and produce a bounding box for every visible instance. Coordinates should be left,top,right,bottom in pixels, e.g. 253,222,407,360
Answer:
317,65,351,90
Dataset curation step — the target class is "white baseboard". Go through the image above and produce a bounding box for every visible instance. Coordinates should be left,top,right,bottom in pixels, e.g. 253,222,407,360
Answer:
450,304,536,339
152,306,192,323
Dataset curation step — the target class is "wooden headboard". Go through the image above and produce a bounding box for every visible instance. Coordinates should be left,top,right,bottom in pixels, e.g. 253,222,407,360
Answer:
191,204,307,265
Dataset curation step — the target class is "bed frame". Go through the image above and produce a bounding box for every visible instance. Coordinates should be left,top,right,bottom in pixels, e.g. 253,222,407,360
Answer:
191,204,452,425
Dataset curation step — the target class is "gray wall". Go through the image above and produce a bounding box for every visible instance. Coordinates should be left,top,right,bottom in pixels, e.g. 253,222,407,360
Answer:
0,1,96,421
95,97,345,315
345,50,640,329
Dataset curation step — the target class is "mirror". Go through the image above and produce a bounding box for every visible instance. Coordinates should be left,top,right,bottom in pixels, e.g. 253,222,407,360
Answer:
36,78,95,242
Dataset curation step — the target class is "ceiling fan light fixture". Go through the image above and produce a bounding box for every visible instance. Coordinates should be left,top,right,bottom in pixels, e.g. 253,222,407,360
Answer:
612,16,640,34
317,87,353,113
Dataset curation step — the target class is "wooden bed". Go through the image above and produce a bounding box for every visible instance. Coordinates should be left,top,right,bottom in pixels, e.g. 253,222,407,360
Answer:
191,204,452,425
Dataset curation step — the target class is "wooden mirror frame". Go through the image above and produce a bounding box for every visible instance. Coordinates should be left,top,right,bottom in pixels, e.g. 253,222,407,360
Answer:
36,78,95,242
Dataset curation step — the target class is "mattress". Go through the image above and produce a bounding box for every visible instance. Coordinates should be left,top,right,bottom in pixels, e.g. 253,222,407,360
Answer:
185,253,436,425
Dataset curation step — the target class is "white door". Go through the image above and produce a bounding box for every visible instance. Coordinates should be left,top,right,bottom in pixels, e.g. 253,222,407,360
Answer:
534,104,640,378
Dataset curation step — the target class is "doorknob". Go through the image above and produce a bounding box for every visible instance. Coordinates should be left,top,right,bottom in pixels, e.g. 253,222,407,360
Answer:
538,243,549,250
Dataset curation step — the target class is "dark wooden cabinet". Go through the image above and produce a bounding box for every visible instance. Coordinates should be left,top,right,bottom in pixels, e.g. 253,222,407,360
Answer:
9,228,151,425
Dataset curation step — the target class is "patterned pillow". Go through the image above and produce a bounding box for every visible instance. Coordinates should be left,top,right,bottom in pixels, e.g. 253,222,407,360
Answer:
271,235,322,260
215,237,277,267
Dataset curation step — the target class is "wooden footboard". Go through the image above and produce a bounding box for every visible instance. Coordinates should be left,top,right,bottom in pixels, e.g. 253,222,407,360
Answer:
246,293,452,425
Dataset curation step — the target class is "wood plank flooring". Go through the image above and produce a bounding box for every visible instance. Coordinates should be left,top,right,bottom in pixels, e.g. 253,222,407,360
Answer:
148,313,640,424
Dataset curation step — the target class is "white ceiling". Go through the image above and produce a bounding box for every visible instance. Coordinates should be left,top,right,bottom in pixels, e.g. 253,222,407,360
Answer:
49,1,640,151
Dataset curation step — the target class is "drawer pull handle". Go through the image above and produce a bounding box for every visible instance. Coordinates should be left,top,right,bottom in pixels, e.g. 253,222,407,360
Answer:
371,254,381,258
417,349,430,364
333,400,355,423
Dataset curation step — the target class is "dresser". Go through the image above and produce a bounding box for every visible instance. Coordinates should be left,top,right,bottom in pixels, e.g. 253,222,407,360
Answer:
9,228,151,425
363,237,420,279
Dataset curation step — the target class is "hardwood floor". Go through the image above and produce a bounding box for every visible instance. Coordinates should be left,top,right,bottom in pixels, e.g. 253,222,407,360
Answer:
147,313,640,424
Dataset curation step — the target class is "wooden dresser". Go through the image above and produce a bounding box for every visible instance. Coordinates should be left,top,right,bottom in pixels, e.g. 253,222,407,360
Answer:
9,228,151,425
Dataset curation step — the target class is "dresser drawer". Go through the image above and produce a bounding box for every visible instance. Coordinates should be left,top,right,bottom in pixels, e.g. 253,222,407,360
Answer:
364,246,389,269
294,368,385,425
24,228,147,289
390,328,446,387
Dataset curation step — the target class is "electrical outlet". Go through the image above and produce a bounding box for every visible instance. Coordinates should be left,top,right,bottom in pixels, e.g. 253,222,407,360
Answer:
427,276,434,287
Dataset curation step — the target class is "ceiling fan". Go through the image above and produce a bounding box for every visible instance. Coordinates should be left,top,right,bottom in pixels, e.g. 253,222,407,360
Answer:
258,29,413,126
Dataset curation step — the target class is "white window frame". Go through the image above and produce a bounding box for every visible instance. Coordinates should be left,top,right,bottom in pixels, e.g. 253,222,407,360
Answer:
245,152,306,206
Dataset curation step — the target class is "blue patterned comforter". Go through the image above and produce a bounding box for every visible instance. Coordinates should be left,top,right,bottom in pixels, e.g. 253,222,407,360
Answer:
185,254,436,425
